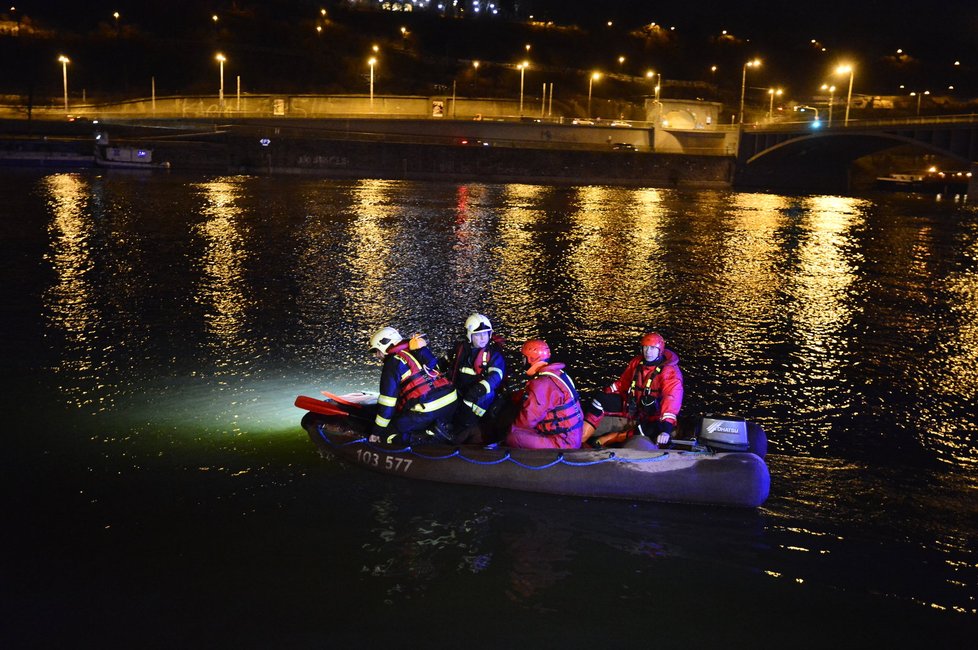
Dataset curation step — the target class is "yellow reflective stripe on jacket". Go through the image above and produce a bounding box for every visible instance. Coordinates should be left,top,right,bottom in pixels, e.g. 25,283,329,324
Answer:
374,414,391,428
459,367,478,376
410,389,457,412
377,394,397,407
463,399,486,417
488,366,503,377
478,379,492,394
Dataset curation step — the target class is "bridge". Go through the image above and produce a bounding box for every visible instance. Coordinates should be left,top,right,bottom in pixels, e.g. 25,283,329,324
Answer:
735,115,978,193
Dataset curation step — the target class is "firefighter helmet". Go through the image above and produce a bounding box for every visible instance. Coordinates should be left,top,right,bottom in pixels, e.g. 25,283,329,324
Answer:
464,313,493,340
369,326,403,354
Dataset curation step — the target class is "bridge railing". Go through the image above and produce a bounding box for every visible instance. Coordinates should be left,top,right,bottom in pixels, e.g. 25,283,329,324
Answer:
744,113,978,131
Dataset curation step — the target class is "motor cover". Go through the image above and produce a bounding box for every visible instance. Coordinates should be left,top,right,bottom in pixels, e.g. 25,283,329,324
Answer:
699,415,749,452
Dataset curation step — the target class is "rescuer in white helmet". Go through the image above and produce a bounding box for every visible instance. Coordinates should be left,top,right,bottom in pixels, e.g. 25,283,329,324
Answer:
368,325,458,446
438,313,507,440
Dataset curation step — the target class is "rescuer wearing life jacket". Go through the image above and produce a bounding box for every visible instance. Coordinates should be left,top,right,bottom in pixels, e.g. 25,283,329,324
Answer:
368,326,458,446
581,331,684,448
505,339,584,449
439,313,507,437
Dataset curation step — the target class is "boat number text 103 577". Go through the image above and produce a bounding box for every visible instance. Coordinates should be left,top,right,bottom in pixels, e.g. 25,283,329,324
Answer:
356,449,414,473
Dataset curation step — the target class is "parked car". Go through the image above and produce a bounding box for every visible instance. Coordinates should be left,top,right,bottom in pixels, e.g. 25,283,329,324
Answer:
612,142,636,151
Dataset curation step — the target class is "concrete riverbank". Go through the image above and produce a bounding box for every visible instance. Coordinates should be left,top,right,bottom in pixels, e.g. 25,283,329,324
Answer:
1,116,736,188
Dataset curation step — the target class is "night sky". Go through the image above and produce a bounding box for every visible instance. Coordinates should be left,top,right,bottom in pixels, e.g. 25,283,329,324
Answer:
14,0,978,47
4,1,976,96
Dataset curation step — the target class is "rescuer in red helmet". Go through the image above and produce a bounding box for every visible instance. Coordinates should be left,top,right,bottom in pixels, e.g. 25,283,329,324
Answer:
504,339,584,449
581,331,684,448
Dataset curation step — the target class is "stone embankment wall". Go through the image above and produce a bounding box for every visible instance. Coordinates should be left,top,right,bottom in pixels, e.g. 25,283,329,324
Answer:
219,135,734,187
1,117,735,188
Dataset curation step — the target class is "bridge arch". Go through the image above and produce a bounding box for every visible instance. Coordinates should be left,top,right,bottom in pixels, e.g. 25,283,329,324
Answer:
736,118,978,191
745,131,971,166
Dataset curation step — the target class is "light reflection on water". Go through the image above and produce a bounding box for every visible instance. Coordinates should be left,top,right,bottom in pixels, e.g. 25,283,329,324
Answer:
42,174,100,406
6,172,977,634
26,174,978,466
192,177,252,363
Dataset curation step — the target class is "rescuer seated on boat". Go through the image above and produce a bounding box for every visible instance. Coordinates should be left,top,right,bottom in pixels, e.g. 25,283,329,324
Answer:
505,339,584,449
438,313,507,442
367,326,458,446
581,331,684,448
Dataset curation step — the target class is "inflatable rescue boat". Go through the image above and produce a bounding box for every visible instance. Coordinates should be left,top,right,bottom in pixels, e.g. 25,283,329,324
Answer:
295,392,770,508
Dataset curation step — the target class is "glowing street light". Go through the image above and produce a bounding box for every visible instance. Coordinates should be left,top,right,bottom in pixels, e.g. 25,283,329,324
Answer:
821,84,836,126
215,53,226,111
645,70,661,103
739,58,761,124
588,71,601,118
767,88,783,121
836,64,855,126
57,55,69,114
518,60,529,115
368,57,377,110
910,90,930,115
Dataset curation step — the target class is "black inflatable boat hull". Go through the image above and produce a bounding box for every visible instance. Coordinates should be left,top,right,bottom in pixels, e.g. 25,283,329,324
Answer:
302,412,770,507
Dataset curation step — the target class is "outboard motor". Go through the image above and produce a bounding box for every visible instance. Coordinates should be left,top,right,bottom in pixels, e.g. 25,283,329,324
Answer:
698,415,750,452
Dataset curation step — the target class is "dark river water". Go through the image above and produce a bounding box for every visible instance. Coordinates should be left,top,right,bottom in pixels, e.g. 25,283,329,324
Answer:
2,170,975,647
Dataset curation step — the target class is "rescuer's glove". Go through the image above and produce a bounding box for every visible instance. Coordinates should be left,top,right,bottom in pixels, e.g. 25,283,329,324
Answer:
465,382,487,403
656,420,675,447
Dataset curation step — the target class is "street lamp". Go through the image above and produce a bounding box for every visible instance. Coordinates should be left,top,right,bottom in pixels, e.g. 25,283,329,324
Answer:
518,60,529,115
368,57,377,110
588,71,601,118
821,84,836,126
767,88,782,121
215,53,226,111
910,90,930,115
645,70,661,103
836,64,854,126
57,55,69,114
739,58,761,124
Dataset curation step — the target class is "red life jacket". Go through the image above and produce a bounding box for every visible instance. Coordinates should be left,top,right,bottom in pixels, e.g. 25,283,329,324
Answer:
535,368,583,436
449,341,489,380
391,344,452,410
